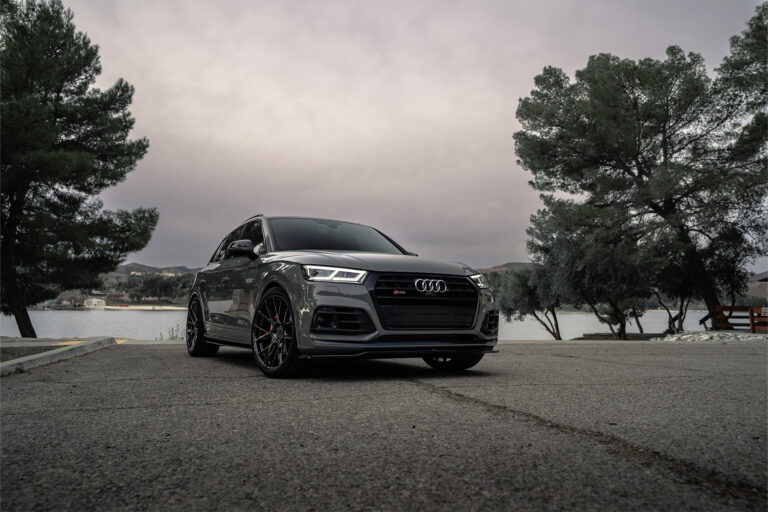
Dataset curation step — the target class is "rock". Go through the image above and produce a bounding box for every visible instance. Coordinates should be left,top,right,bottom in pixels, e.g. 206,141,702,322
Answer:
656,331,767,343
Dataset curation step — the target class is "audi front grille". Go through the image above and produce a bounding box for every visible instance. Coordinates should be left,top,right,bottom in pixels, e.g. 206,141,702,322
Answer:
372,274,479,329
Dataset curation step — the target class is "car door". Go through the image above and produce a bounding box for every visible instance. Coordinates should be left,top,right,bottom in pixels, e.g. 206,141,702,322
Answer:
224,219,265,340
205,227,243,339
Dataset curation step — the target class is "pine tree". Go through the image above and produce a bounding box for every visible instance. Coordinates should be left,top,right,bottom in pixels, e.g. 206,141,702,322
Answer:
1,0,158,337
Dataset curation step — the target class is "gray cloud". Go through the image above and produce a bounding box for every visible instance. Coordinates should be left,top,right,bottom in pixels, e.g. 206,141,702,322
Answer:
64,0,761,268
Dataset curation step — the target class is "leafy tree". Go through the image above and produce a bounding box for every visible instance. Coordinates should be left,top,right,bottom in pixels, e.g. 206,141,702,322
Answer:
717,2,767,152
0,0,158,337
489,264,563,340
514,4,768,321
528,199,652,339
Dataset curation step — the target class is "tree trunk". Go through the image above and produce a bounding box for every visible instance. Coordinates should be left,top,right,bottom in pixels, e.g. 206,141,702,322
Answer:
679,234,720,319
676,295,691,332
531,311,559,340
611,302,627,340
9,294,37,338
632,307,644,333
653,290,676,334
2,196,36,338
588,302,615,336
549,307,562,340
542,309,563,340
616,318,627,340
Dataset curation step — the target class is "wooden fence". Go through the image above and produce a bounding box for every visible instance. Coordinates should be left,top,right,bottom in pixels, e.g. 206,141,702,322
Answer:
714,306,768,333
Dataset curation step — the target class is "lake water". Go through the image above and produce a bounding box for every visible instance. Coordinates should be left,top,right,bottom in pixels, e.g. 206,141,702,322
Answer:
1,309,708,340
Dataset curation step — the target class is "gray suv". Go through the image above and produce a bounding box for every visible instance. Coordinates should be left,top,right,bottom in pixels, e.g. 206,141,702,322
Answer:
186,215,499,377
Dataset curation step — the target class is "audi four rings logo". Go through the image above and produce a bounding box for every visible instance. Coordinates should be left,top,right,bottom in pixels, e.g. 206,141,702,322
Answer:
414,279,448,293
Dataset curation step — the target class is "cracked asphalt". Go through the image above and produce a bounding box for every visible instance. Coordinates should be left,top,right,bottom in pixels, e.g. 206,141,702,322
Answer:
1,339,766,511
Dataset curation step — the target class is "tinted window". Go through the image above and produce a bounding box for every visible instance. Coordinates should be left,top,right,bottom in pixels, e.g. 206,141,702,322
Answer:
211,227,244,262
241,221,264,246
269,218,403,254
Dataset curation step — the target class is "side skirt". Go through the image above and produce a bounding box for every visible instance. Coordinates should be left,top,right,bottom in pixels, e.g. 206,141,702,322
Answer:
206,338,251,350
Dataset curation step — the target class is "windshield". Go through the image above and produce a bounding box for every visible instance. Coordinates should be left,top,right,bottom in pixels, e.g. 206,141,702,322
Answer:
268,218,404,254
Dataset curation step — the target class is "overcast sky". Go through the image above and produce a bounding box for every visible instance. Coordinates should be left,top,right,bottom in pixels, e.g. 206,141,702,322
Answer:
64,0,762,269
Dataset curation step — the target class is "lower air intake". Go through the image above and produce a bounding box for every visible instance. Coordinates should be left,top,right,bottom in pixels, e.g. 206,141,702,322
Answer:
311,307,375,334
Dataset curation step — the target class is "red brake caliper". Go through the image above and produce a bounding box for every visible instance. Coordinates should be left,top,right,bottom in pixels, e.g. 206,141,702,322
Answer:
269,315,278,336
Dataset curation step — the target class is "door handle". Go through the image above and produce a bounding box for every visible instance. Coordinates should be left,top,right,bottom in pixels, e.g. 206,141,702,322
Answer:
199,279,207,285
222,276,230,282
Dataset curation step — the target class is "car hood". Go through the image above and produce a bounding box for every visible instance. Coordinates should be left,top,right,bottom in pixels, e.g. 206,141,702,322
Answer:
267,251,477,276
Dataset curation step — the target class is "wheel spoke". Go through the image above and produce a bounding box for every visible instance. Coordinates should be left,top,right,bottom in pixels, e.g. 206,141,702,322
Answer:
258,343,275,358
268,344,280,366
279,302,290,325
257,310,273,324
274,297,283,323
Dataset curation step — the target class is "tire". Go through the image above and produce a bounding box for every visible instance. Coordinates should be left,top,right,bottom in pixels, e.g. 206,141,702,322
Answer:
423,353,484,371
251,287,304,378
186,297,219,357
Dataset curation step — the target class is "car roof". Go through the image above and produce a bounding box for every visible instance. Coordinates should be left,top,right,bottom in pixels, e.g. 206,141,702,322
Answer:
242,215,366,227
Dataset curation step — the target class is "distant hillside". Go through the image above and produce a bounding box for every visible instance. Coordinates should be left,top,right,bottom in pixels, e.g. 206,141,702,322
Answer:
114,263,202,275
479,261,532,275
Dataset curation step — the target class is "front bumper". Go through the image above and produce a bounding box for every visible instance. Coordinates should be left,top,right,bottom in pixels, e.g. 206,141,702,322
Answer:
294,277,499,359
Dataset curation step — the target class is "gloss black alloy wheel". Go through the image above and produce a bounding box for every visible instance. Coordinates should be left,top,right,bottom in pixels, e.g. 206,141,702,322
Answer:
186,297,219,357
423,353,483,371
252,288,304,378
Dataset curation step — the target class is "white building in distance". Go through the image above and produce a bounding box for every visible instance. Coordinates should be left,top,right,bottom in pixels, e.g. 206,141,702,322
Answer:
84,298,106,308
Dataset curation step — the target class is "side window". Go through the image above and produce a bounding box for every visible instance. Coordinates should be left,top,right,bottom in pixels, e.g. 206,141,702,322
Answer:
210,238,228,263
211,227,243,262
241,221,264,247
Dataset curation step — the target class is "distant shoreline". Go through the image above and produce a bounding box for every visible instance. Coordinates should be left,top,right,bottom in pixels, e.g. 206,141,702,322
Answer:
31,305,186,312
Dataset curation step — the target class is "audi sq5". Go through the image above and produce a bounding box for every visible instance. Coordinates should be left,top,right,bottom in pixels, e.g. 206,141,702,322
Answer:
186,215,499,377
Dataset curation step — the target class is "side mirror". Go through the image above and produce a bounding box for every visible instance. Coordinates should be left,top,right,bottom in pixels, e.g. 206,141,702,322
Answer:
227,239,255,259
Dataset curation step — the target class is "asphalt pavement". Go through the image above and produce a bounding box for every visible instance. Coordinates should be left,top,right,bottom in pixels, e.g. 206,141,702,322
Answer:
1,339,766,511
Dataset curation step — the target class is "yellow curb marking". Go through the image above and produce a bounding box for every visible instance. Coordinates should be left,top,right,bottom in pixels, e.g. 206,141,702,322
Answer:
52,339,128,346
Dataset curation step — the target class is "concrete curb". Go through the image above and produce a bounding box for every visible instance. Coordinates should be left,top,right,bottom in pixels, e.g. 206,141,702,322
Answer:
0,337,116,377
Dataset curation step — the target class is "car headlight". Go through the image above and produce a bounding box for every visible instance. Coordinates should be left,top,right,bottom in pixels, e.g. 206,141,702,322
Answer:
469,274,489,289
302,265,368,284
